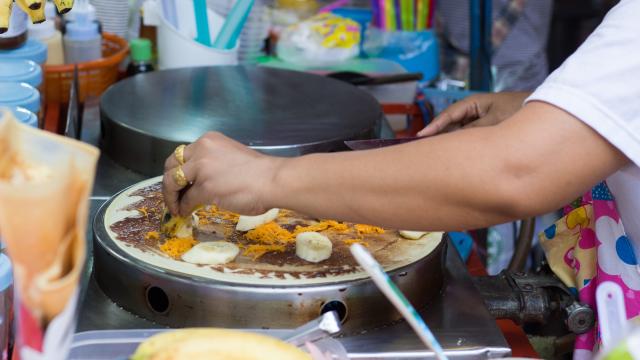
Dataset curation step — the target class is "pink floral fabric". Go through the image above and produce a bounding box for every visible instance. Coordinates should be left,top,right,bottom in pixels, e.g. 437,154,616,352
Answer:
540,182,640,359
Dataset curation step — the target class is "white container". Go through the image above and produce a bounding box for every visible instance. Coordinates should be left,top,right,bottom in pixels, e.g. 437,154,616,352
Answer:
64,2,102,64
142,0,238,70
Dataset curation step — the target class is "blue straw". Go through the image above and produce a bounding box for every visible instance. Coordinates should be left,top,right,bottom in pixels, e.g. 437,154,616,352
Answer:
193,0,212,47
161,0,178,28
212,0,255,49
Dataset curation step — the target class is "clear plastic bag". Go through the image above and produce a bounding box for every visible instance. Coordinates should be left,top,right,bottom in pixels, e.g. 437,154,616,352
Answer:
277,13,360,65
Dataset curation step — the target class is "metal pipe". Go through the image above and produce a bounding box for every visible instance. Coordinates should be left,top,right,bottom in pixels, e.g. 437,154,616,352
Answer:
469,0,493,91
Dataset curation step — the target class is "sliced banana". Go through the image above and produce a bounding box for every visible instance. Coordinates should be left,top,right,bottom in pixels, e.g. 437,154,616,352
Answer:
181,241,240,265
162,214,193,238
236,208,280,232
399,230,428,240
295,232,332,263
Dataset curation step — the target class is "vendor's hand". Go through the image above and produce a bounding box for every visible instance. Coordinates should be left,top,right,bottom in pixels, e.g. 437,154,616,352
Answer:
417,91,531,137
163,132,282,217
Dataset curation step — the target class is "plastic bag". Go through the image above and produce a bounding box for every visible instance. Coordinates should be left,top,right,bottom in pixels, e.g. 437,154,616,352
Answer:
277,13,360,65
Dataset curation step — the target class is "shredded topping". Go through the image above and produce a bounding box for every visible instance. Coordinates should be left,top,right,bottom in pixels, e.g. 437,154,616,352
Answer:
244,222,295,244
354,224,385,235
159,237,198,259
293,220,349,234
342,238,369,247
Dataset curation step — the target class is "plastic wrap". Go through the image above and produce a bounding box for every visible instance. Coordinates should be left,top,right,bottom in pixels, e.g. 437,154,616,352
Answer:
0,108,99,360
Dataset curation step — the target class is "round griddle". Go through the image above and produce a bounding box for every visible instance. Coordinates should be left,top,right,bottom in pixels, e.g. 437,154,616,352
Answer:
100,66,384,176
93,178,446,332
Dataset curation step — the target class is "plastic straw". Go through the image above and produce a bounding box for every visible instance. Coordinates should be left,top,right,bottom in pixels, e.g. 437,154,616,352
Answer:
371,0,381,28
350,244,448,360
193,0,212,46
427,0,435,28
378,0,386,29
400,0,413,31
319,0,350,13
161,0,178,28
212,0,255,49
416,0,427,30
384,0,396,31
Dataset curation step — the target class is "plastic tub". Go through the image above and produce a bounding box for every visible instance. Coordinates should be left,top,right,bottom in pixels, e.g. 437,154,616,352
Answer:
10,106,38,127
68,329,347,359
0,39,48,65
142,0,238,70
363,28,439,82
0,83,41,114
0,60,42,88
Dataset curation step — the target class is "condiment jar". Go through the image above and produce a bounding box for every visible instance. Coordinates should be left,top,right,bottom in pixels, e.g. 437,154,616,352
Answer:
0,59,43,88
0,4,28,50
0,82,41,115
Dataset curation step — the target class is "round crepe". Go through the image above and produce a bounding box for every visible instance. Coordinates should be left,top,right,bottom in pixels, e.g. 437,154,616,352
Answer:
104,177,443,286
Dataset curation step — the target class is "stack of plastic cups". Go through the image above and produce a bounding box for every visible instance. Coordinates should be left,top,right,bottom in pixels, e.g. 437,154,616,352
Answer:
0,59,43,127
208,0,270,63
0,38,48,126
90,0,130,39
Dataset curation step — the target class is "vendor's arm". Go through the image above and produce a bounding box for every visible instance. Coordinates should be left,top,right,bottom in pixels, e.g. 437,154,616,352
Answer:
165,101,628,231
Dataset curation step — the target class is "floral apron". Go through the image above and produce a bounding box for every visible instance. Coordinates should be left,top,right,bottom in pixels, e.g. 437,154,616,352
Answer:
540,182,640,359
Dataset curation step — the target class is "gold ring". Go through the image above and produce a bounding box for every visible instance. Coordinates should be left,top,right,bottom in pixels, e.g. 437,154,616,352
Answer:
172,166,189,188
174,144,186,165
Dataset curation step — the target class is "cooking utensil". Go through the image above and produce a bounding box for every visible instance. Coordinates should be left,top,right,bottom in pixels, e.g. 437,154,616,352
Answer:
285,311,341,347
350,244,448,360
327,71,423,86
344,136,425,150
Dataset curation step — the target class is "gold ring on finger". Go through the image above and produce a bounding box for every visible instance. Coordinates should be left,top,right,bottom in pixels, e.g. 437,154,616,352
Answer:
173,166,189,188
174,144,187,165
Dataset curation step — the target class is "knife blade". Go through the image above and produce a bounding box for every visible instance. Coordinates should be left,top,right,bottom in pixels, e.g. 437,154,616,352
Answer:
344,137,425,150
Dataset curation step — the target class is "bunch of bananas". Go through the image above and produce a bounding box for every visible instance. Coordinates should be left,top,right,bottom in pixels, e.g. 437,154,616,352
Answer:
0,0,74,34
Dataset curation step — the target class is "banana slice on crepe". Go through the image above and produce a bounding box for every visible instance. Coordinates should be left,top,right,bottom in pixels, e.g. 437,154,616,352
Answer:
295,232,332,263
399,230,428,240
162,212,193,238
236,208,279,231
181,241,240,265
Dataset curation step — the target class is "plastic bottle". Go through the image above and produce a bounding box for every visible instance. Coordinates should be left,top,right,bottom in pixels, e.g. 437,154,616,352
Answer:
64,1,102,64
0,4,28,50
28,1,64,65
126,38,154,76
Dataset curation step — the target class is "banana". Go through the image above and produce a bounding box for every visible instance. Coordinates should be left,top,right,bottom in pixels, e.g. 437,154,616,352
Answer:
399,230,428,240
181,241,240,265
16,0,45,23
161,213,193,238
295,232,332,263
236,208,280,232
52,0,72,14
132,329,310,360
0,0,12,34
23,0,41,10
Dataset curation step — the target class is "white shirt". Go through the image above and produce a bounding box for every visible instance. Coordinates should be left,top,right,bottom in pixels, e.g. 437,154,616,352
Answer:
526,0,640,247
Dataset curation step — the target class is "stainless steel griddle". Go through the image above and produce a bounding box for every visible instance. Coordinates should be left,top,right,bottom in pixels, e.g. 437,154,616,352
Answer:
100,66,385,176
79,197,511,359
